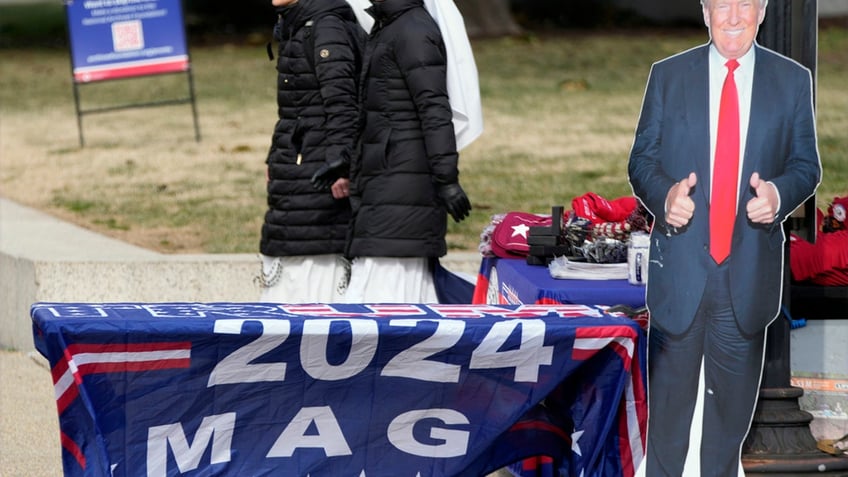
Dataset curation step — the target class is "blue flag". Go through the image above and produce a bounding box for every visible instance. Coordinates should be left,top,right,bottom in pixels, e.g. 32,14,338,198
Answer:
32,302,646,477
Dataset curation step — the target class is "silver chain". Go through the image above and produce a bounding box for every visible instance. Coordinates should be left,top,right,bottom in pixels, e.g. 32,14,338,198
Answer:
254,256,283,289
336,256,351,295
255,255,351,295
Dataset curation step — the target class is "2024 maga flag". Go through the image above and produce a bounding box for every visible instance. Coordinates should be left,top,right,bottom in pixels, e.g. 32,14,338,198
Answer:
32,302,646,477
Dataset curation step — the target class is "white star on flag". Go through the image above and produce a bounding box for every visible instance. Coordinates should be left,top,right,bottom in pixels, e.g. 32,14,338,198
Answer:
511,223,530,238
571,429,584,456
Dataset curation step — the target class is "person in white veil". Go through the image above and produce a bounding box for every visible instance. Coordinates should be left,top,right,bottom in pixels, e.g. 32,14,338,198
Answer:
346,0,483,150
342,0,482,303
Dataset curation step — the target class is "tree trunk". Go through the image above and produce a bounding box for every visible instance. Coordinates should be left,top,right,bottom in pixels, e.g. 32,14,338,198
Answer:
455,0,522,38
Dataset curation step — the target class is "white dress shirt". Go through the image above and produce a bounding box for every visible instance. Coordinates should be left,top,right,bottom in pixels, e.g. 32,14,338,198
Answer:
708,43,755,205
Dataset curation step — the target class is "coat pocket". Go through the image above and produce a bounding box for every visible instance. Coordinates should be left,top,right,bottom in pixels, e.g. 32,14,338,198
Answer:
361,127,391,173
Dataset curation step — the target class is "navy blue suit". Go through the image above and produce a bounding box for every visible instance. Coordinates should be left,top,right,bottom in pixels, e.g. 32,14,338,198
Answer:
628,43,820,476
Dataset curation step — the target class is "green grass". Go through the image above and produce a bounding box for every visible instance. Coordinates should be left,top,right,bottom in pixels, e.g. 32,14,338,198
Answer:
814,26,848,207
1,23,846,254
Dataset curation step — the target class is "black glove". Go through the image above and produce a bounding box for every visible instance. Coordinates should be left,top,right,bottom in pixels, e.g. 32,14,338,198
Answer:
437,182,471,223
310,158,348,191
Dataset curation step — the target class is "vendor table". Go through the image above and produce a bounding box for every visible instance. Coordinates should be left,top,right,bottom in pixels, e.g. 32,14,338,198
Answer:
32,302,646,477
472,257,647,309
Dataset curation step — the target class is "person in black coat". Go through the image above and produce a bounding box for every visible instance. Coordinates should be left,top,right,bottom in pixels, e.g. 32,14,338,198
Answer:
342,0,472,303
258,0,365,303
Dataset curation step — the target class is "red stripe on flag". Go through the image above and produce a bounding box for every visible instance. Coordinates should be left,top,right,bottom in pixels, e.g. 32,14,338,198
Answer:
535,297,561,305
509,420,571,442
51,353,70,384
65,342,192,354
471,273,489,304
617,366,648,477
521,455,553,471
572,325,637,361
56,385,80,415
53,342,192,414
631,346,648,449
60,431,86,469
77,359,191,375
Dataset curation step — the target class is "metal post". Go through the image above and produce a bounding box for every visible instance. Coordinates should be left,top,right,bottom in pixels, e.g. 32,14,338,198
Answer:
72,82,85,148
180,0,201,143
187,68,201,142
64,1,85,148
740,0,848,473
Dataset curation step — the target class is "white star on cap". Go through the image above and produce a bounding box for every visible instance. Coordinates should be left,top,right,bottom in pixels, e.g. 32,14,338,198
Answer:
511,223,530,238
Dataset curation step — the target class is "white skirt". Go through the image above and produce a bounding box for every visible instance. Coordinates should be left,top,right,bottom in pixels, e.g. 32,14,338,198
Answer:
343,257,438,303
258,254,349,303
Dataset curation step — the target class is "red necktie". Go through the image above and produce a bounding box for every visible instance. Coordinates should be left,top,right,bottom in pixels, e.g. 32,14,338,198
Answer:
710,59,740,264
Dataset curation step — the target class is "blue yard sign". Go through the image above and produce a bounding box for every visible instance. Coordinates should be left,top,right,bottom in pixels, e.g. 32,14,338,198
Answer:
63,0,200,145
65,0,190,83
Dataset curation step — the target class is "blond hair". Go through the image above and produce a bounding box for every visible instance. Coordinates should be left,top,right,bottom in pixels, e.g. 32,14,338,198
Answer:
701,0,768,7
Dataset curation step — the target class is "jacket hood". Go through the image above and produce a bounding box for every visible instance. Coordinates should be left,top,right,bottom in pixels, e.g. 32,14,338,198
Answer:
278,0,357,38
367,0,423,26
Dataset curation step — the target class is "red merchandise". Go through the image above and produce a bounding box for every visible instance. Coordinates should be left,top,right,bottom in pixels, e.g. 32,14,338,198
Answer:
571,193,638,224
490,212,552,258
823,196,848,232
828,196,848,221
790,196,848,286
791,230,848,286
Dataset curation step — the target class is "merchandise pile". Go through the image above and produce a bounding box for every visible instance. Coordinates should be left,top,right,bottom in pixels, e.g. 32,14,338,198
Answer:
478,193,652,266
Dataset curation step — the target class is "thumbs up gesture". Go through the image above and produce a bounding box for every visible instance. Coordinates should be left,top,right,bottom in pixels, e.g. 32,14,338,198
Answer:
746,172,779,224
665,172,697,228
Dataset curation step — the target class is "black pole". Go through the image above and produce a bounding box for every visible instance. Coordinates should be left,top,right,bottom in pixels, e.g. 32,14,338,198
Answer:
72,82,85,148
64,2,85,148
179,0,202,143
740,0,848,473
187,68,202,143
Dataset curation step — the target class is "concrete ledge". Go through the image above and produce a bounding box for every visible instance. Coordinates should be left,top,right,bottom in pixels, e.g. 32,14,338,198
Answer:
0,198,482,351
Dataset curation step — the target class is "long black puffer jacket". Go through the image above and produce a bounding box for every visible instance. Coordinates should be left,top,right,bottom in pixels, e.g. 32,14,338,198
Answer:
347,0,459,258
260,0,363,257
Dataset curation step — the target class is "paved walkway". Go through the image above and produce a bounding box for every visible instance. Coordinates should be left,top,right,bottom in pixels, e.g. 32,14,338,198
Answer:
0,350,62,476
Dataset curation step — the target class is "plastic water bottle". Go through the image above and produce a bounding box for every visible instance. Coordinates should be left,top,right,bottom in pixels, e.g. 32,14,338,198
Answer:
628,232,650,285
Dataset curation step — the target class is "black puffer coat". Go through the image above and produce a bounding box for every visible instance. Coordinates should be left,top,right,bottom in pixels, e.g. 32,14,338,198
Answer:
347,0,459,258
260,0,363,257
